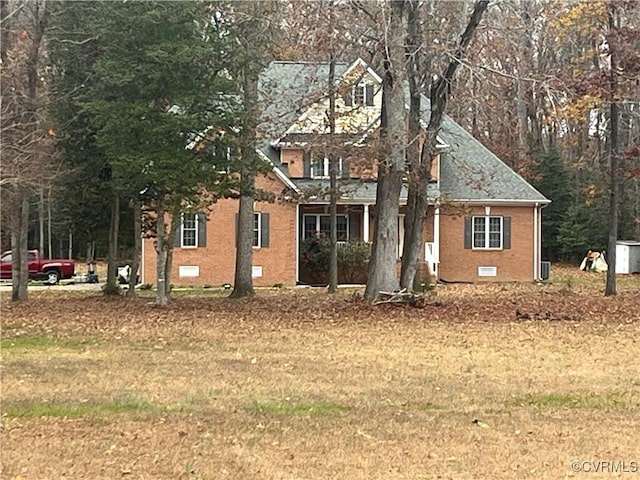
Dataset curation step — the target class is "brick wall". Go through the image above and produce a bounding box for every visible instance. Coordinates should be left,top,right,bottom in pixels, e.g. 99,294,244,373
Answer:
142,173,297,287
438,205,536,282
282,148,304,178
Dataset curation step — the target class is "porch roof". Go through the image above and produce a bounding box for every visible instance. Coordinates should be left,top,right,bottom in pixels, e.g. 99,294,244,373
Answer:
293,179,440,204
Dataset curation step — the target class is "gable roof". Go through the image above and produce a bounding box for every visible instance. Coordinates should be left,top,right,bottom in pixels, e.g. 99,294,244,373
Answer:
258,61,349,142
432,101,550,204
258,59,549,205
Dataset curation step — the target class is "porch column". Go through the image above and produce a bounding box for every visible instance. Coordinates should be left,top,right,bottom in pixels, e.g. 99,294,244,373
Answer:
363,204,370,243
433,206,440,276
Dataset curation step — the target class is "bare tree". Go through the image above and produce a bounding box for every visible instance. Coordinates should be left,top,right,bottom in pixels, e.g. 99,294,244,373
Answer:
400,0,489,291
1,0,54,301
364,0,408,299
230,1,278,298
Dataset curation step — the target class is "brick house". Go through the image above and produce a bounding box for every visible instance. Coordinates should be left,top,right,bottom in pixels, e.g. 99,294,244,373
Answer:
141,59,550,286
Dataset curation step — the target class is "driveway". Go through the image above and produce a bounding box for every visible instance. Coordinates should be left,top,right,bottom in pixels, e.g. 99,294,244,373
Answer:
0,281,105,292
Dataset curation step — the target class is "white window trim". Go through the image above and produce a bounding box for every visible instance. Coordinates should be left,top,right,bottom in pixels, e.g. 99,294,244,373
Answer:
303,214,349,242
310,156,343,179
472,216,503,250
351,83,374,107
253,212,262,249
181,213,198,249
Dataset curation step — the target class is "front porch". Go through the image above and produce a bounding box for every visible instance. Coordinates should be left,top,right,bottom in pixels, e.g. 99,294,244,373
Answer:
296,203,439,285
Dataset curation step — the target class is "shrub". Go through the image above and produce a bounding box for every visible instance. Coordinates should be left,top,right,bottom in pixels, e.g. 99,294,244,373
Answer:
338,240,371,283
300,237,370,284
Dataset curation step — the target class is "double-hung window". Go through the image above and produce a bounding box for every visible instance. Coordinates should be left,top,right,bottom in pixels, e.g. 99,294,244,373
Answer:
181,213,198,247
303,214,348,241
253,212,261,248
345,83,375,107
310,156,343,179
243,211,269,248
472,216,503,249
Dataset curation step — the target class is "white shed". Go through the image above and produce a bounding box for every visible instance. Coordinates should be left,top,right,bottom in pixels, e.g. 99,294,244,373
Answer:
615,241,640,274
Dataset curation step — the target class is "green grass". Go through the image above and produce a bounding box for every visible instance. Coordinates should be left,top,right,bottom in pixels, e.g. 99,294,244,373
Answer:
0,322,27,331
0,335,96,350
2,397,160,418
245,398,350,417
507,392,634,410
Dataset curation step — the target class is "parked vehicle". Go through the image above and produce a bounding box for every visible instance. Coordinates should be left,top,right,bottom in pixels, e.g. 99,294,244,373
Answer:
0,250,75,285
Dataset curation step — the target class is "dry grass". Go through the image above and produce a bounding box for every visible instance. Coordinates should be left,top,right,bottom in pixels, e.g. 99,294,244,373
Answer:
1,268,639,479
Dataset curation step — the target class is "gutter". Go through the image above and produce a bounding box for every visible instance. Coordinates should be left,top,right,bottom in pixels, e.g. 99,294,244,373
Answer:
453,198,551,206
255,149,302,194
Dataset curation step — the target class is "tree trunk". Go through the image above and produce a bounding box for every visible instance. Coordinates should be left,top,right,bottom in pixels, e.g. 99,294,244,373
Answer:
400,0,426,290
104,191,120,295
127,199,142,299
164,213,179,300
39,187,44,257
400,0,489,291
155,203,169,306
47,186,52,259
231,190,256,298
11,191,30,301
328,45,338,293
230,52,260,298
329,154,338,292
605,5,619,297
365,0,408,299
605,107,619,296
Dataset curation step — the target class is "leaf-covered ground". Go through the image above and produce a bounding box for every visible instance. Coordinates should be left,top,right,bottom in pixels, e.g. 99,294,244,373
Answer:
1,270,639,479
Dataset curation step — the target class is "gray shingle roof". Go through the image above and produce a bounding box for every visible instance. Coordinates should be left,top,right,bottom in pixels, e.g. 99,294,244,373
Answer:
435,104,549,203
294,179,439,203
258,61,348,140
258,60,549,205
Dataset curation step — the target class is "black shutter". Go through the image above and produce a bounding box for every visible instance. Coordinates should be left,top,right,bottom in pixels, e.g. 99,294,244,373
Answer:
464,217,472,249
261,213,270,247
174,214,182,247
303,151,311,178
197,213,206,247
341,158,349,179
365,84,374,106
503,216,511,249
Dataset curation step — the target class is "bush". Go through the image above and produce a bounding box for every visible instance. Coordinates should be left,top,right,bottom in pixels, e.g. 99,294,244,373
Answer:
338,240,371,283
300,237,370,284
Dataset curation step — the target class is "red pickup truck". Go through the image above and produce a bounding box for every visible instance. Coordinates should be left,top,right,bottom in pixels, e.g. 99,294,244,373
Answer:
0,250,75,285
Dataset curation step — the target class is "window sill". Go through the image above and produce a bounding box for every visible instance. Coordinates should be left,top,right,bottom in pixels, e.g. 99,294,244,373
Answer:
179,246,199,249
471,247,503,251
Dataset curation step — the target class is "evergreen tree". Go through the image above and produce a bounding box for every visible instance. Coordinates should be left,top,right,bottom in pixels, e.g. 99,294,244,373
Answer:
532,148,571,261
51,1,237,304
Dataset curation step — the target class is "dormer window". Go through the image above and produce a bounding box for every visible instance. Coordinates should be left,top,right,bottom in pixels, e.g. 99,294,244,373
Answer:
310,156,343,178
345,83,375,107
